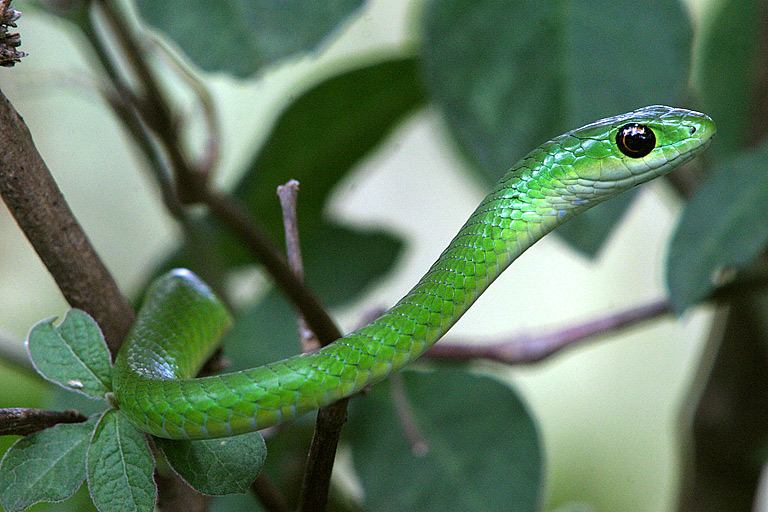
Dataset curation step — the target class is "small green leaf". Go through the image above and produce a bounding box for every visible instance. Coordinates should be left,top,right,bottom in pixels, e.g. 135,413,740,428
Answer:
0,415,99,512
667,139,768,310
136,0,365,77
27,309,112,399
87,410,156,512
347,368,542,511
157,431,266,495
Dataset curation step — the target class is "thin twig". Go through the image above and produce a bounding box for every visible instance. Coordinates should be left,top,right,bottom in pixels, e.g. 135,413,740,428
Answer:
89,0,344,348
424,274,768,365
0,408,86,436
426,300,672,364
92,0,206,202
276,179,346,511
148,35,221,174
0,87,135,354
278,179,320,352
202,188,343,343
389,373,428,457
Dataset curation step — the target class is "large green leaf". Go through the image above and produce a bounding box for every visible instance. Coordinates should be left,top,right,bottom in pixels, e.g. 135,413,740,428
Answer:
232,57,425,246
347,368,542,511
86,410,156,512
667,138,768,310
136,0,365,77
158,431,266,495
0,416,99,512
421,0,690,254
690,0,764,158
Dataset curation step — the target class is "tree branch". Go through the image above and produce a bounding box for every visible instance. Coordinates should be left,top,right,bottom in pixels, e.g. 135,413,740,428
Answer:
425,275,768,366
276,179,346,512
0,87,135,354
90,0,344,350
277,179,319,352
426,300,671,365
0,408,86,436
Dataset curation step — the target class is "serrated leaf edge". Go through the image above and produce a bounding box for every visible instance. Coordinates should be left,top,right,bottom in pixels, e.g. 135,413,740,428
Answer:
86,411,157,512
0,417,97,512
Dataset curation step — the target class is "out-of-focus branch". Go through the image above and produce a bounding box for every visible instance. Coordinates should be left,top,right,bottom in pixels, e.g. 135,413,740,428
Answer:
0,88,135,354
0,408,86,436
427,301,671,364
426,275,768,366
90,0,343,350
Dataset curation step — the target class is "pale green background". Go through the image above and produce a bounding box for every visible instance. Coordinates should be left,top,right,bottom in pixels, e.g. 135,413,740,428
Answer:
0,1,734,511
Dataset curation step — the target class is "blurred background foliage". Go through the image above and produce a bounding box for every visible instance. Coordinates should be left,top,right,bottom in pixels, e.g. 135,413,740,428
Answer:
1,0,767,510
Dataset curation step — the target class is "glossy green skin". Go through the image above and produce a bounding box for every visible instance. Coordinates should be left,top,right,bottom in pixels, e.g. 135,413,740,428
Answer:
113,106,716,440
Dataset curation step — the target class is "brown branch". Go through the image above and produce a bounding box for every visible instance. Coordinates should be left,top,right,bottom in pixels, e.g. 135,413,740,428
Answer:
425,275,768,366
0,87,135,355
0,408,86,436
89,0,343,350
278,179,320,352
297,397,349,512
201,188,343,343
426,300,672,365
276,179,346,511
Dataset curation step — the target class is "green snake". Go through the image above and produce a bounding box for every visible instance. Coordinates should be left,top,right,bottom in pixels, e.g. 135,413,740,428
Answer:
112,105,715,440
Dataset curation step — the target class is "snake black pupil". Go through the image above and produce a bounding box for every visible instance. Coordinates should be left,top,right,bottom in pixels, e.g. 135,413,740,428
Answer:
616,123,656,158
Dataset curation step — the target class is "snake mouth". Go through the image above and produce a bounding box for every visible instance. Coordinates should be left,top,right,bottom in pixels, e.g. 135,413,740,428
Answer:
662,128,715,174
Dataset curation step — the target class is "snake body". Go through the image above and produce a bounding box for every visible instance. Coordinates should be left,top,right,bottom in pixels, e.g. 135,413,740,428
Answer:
113,106,715,440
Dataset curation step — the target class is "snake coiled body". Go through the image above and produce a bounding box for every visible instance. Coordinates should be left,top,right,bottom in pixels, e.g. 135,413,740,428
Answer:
113,106,716,440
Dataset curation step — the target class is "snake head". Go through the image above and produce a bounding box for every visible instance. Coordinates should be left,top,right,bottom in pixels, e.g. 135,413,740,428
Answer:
542,105,716,208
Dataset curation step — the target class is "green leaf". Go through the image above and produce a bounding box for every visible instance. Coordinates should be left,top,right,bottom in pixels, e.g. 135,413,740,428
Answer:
303,224,402,306
156,57,421,304
347,368,542,511
553,191,637,255
0,415,98,512
421,0,690,255
136,0,364,77
157,431,266,495
27,309,112,399
690,0,763,158
232,57,425,249
87,410,156,512
667,138,768,311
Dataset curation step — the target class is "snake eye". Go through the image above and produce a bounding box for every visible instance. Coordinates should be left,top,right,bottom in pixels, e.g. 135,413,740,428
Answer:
616,123,656,158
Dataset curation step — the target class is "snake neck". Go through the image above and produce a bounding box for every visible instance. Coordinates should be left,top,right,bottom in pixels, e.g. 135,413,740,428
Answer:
328,158,580,385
